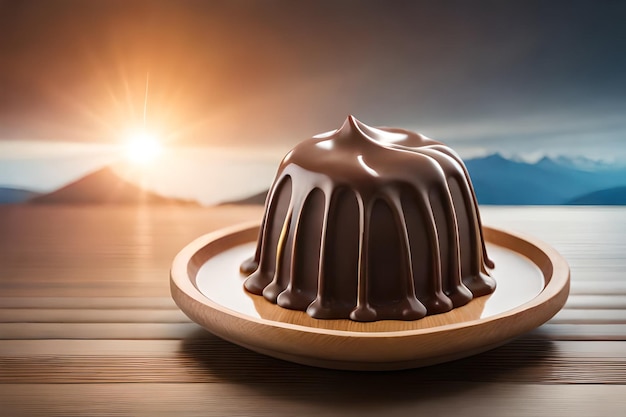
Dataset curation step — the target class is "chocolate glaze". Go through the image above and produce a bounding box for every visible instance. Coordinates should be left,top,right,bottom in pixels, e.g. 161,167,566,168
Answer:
241,116,495,322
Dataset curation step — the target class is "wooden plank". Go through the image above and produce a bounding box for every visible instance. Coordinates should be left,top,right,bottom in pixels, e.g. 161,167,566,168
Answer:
0,339,623,360
0,323,202,340
0,297,178,309
529,324,626,340
565,295,626,310
0,308,190,323
550,309,626,324
1,339,625,384
570,281,626,295
1,383,625,417
0,339,184,356
0,285,173,298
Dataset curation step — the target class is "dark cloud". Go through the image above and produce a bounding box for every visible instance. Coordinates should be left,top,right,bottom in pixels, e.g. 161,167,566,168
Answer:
0,0,625,147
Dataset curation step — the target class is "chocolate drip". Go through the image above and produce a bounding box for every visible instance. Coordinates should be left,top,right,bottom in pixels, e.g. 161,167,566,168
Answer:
242,116,495,322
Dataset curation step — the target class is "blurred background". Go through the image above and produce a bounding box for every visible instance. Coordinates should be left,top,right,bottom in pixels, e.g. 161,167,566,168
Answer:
1,0,625,205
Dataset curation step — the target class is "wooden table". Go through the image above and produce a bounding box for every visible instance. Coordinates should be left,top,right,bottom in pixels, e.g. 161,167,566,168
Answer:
1,205,625,416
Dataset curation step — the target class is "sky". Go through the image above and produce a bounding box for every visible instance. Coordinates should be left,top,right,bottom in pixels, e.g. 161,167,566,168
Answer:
1,0,626,200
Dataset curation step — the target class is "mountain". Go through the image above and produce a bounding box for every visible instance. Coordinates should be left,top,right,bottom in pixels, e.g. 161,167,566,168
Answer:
219,190,268,206
465,154,626,205
224,154,626,206
535,154,626,172
0,187,41,204
567,186,626,205
29,166,198,205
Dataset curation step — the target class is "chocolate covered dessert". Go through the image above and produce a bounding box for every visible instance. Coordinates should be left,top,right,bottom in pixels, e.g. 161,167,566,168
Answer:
240,116,495,322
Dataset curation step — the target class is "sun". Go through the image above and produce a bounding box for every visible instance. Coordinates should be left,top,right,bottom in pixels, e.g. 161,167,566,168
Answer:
123,129,164,165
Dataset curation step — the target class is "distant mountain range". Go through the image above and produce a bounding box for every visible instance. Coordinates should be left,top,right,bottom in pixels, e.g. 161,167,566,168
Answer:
2,155,625,206
221,154,626,206
219,190,268,206
567,186,626,205
0,187,42,204
24,166,197,205
465,154,626,204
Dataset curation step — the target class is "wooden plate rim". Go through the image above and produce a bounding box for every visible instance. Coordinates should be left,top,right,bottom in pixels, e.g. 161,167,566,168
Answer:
170,222,570,339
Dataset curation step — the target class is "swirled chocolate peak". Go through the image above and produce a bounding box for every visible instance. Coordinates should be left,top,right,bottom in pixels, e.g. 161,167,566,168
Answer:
241,115,495,322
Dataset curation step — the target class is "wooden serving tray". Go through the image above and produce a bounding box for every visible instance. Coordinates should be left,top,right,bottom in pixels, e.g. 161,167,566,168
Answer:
170,222,569,370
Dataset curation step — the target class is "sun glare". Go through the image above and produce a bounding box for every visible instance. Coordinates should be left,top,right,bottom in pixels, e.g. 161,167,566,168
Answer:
123,130,163,165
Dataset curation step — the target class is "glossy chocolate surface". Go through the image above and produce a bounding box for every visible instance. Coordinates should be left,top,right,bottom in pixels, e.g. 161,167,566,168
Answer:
241,116,495,322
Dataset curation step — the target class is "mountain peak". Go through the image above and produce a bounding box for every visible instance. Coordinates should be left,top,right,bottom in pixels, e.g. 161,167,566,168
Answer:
483,152,508,162
535,155,558,167
29,165,197,205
